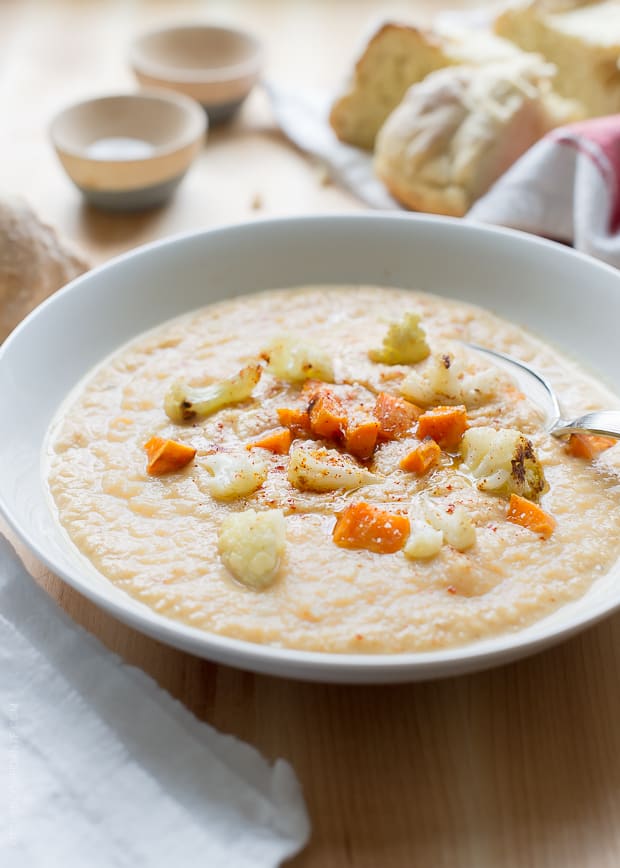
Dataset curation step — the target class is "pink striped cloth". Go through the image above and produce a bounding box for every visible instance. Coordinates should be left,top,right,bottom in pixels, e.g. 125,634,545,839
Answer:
469,116,620,267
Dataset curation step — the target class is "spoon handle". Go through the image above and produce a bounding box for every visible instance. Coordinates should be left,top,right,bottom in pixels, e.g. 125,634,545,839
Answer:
551,411,620,439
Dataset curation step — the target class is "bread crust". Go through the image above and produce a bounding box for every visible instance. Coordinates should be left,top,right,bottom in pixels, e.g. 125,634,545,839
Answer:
494,0,620,116
379,173,467,217
329,23,450,150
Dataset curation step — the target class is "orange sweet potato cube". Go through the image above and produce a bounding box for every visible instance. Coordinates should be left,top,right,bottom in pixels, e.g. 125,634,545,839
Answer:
332,502,410,554
144,437,196,476
276,407,312,437
308,389,347,440
416,405,467,450
247,427,293,454
345,413,380,460
506,493,556,539
374,392,422,441
399,438,441,474
566,433,616,459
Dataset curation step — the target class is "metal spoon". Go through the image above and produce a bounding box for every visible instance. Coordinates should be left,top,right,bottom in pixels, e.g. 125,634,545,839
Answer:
468,344,620,440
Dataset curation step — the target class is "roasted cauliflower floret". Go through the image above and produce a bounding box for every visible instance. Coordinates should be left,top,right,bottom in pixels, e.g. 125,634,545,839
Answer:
410,497,476,552
264,335,334,383
406,498,476,555
288,444,378,492
165,364,262,424
461,426,547,501
426,503,476,552
218,508,286,589
199,452,268,500
369,312,430,365
403,518,444,560
400,350,502,408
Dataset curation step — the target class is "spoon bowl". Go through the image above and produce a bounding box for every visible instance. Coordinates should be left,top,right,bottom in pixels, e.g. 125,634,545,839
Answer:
470,344,620,440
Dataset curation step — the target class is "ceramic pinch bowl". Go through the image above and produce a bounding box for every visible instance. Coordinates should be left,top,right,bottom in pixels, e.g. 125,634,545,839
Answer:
50,91,207,212
130,24,262,123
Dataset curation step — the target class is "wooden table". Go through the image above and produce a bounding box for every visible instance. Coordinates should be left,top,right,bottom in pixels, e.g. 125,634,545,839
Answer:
4,2,620,865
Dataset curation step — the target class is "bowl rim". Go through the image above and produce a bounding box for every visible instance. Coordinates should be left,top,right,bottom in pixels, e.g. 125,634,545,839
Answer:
4,212,620,681
130,23,263,84
49,89,207,163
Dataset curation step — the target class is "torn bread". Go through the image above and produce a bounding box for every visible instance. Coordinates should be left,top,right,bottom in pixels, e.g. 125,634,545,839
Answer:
495,0,620,117
374,59,578,217
329,22,531,150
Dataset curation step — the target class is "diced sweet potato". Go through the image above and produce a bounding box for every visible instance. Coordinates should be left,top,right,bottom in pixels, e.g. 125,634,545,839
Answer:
399,438,441,474
308,389,347,440
332,502,410,554
417,405,467,450
566,433,616,459
345,413,380,460
144,436,196,476
506,493,556,539
276,407,312,437
374,392,422,441
247,427,293,454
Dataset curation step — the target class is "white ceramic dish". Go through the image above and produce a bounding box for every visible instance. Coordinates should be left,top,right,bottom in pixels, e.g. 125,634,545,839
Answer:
130,24,262,122
2,214,620,683
50,91,207,211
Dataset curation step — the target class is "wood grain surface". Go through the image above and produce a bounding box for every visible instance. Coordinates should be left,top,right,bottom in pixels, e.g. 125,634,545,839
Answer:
4,2,620,866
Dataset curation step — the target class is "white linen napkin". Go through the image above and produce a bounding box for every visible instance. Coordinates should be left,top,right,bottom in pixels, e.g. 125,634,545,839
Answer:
266,83,398,211
0,535,310,868
268,81,620,268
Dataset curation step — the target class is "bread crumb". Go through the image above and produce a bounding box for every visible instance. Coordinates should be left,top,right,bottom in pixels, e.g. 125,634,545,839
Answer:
316,162,332,187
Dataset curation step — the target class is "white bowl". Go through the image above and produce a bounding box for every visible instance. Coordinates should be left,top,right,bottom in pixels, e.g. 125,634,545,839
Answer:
50,91,207,211
2,214,620,683
130,24,262,123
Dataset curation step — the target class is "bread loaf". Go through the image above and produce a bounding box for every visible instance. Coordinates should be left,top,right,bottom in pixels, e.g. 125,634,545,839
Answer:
495,0,620,117
374,60,574,216
329,22,528,150
0,198,88,341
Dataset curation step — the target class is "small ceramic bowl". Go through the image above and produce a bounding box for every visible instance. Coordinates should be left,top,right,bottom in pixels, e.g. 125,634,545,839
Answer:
130,24,262,122
50,91,207,211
